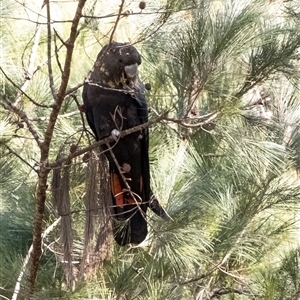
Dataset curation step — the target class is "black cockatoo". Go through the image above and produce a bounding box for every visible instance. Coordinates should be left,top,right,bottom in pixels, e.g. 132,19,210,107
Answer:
82,42,165,246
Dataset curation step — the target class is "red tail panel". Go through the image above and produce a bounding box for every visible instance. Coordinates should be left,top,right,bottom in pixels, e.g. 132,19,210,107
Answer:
110,173,124,208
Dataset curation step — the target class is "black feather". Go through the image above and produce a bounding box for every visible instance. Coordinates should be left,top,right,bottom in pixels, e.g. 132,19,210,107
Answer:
83,42,152,245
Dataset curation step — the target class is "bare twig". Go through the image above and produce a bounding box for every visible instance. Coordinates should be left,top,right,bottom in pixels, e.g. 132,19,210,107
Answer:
0,293,10,300
108,0,126,45
219,231,246,267
180,269,215,286
48,112,168,169
0,67,52,108
65,82,85,96
105,141,143,207
14,5,45,106
53,27,67,46
29,110,80,122
183,74,203,119
0,98,43,147
82,7,195,20
4,144,38,173
45,0,56,100
0,15,74,24
199,287,254,300
12,217,61,300
163,112,220,129
53,30,64,75
69,93,91,142
180,229,248,286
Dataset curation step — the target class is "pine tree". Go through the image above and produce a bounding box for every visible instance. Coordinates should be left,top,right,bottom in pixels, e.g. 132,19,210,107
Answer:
1,0,300,299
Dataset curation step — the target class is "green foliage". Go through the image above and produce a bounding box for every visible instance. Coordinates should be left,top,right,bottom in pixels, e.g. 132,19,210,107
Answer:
1,0,300,299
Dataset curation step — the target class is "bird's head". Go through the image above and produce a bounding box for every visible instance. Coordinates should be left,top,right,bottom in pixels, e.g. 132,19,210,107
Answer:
91,42,142,89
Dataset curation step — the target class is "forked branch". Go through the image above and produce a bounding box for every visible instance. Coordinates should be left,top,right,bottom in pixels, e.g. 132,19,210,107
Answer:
27,0,87,294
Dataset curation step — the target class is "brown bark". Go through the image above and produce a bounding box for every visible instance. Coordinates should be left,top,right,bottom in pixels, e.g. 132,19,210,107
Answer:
27,0,87,294
27,166,50,292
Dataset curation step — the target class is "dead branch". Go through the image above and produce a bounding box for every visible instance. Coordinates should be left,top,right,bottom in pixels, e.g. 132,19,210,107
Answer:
48,112,168,169
53,30,64,75
45,0,57,100
69,94,92,144
4,144,38,173
5,4,198,27
82,6,196,20
12,217,61,300
0,67,52,108
180,229,248,286
0,97,43,147
198,287,255,300
14,5,45,106
109,0,126,45
46,109,218,170
105,141,143,206
29,110,80,122
163,112,220,128
65,82,85,96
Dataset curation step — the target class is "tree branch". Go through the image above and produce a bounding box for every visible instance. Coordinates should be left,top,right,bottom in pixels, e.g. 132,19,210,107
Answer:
200,287,254,300
0,97,43,147
163,112,220,129
108,0,125,45
12,217,61,300
45,0,56,100
180,229,248,286
27,0,87,294
14,5,45,106
105,141,146,218
43,0,86,153
0,67,51,108
4,144,38,173
53,29,64,75
48,112,168,169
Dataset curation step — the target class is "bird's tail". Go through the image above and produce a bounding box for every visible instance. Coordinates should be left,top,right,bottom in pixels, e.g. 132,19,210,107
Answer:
110,171,148,245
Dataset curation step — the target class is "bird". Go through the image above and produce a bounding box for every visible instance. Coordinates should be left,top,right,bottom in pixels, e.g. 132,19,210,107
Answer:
82,42,166,246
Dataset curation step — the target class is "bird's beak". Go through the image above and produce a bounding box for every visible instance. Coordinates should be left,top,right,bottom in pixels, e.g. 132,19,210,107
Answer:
124,63,138,79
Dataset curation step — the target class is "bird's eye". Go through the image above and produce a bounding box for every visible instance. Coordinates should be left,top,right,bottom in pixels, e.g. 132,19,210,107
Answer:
119,58,123,63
